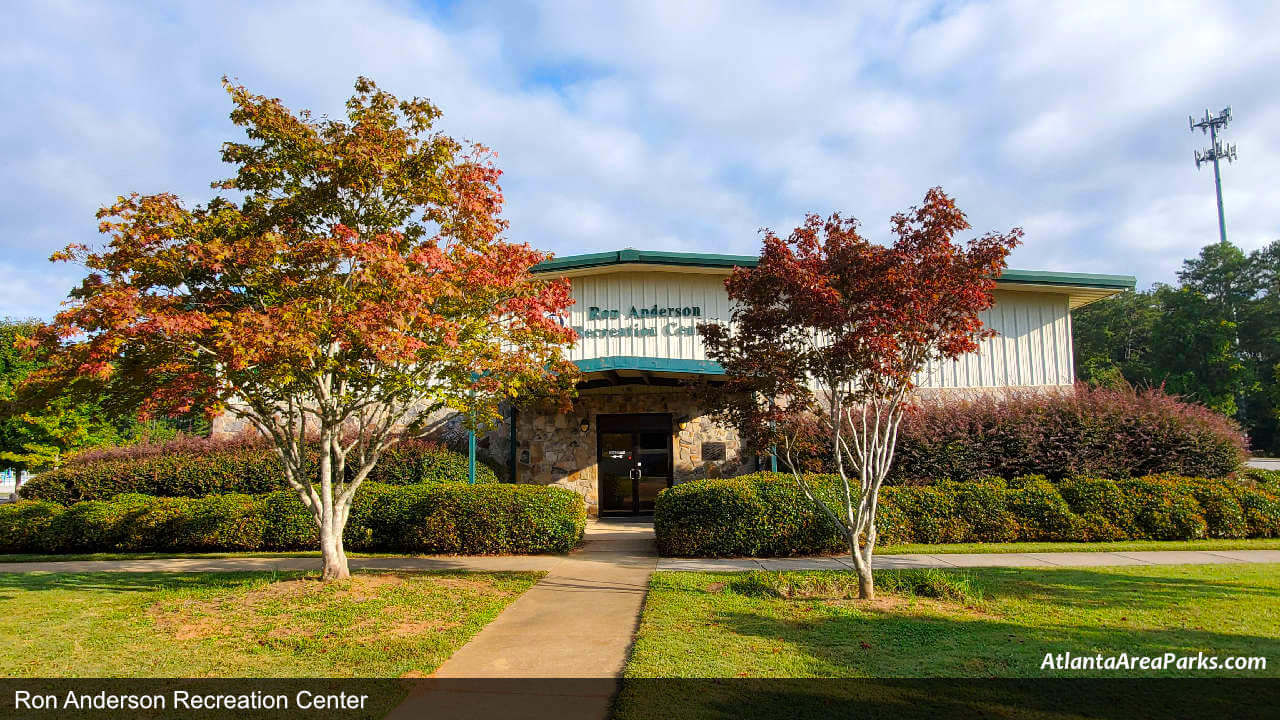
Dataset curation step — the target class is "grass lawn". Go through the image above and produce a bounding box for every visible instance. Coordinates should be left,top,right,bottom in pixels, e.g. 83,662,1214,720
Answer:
625,564,1280,679
0,570,542,677
616,565,1280,718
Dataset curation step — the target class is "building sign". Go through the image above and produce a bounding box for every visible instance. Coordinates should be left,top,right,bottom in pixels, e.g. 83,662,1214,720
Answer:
701,441,726,461
587,306,702,320
573,306,703,340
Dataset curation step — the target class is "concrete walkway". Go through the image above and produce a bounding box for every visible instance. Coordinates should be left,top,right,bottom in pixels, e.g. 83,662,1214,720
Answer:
4,533,1278,576
431,521,656,678
389,520,656,720
0,554,562,574
659,548,1280,571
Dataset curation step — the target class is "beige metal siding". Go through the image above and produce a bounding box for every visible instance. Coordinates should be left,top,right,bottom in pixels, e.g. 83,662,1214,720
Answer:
565,271,731,363
914,291,1074,389
563,272,1074,389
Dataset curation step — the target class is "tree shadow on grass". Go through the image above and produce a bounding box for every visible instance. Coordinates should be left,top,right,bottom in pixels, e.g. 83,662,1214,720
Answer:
614,678,1280,720
706,606,1280,677
964,566,1279,611
616,568,1280,719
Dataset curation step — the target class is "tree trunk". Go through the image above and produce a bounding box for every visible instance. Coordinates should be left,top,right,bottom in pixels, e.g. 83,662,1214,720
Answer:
856,566,874,600
856,539,875,600
319,520,350,580
848,530,875,600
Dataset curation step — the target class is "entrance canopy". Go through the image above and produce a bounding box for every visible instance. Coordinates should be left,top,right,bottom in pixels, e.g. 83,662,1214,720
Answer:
574,356,725,389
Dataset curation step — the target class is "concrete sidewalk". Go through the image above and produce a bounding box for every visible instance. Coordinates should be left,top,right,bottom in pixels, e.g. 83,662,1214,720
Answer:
658,548,1280,571
0,554,563,574
3,523,1278,575
388,521,657,720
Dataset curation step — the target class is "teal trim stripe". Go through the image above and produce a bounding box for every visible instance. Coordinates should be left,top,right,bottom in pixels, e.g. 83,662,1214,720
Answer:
575,356,725,375
533,249,1136,291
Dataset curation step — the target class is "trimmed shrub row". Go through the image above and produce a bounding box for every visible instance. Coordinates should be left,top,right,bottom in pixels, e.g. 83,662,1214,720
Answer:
20,439,497,504
654,472,1280,557
0,482,585,555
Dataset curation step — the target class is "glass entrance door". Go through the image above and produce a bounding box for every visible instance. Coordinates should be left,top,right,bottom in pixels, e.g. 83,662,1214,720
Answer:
597,414,673,515
598,432,635,514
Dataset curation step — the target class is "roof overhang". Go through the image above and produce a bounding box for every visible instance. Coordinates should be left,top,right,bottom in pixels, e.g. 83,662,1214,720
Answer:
575,356,725,376
996,269,1136,309
534,249,1135,309
573,356,725,390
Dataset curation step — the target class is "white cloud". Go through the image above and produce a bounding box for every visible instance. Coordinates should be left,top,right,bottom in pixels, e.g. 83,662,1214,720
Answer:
0,263,81,322
2,0,1278,320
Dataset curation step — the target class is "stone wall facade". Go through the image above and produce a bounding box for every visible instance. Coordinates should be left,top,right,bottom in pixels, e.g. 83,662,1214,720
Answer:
208,387,760,516
483,385,757,515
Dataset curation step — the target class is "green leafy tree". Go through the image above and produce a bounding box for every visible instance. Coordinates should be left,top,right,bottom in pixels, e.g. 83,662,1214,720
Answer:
1150,286,1254,418
0,320,121,487
1073,238,1280,454
1178,241,1256,316
1238,240,1280,451
1072,289,1160,387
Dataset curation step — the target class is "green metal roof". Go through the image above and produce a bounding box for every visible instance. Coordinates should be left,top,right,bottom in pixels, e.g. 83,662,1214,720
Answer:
532,249,1136,291
532,249,759,273
997,268,1135,290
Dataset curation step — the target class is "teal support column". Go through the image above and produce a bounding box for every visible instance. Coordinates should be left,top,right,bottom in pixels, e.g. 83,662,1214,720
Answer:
770,446,778,472
468,426,476,485
507,406,518,484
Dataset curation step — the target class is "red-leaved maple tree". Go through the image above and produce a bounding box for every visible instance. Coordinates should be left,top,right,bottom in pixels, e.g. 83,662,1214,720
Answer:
21,78,579,579
700,189,1020,598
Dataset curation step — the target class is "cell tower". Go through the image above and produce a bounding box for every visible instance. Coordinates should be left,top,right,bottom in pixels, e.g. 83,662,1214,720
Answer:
1189,107,1237,245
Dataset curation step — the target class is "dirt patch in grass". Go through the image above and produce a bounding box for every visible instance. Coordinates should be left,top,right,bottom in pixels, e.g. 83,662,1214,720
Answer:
149,603,228,641
386,619,461,637
164,614,224,641
430,576,514,597
858,595,910,613
237,574,407,602
146,572,522,644
147,573,434,641
819,592,999,621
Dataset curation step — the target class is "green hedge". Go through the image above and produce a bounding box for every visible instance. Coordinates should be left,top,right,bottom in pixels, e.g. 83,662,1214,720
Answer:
654,472,1280,557
0,483,584,555
19,440,497,504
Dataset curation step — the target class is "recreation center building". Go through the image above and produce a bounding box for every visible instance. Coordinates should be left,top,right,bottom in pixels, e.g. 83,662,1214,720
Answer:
479,249,1135,516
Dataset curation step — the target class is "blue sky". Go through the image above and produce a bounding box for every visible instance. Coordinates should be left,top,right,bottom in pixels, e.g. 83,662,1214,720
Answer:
3,0,1278,320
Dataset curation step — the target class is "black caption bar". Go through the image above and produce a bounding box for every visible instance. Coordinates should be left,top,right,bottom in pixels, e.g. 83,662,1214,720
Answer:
0,678,1276,720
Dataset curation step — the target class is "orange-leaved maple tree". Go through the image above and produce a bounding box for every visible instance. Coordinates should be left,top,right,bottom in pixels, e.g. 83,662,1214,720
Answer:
700,188,1020,598
22,77,579,579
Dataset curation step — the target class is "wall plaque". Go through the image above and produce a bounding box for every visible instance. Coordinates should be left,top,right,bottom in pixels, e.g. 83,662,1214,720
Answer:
702,441,726,461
